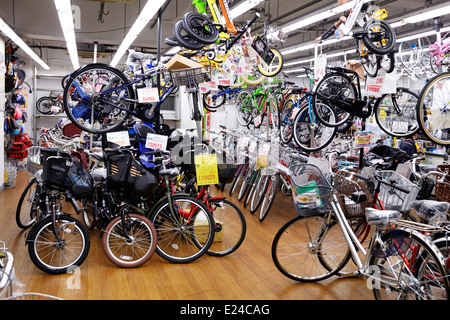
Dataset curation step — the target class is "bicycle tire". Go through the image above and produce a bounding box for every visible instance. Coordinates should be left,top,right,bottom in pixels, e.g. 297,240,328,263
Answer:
203,91,226,110
362,19,396,55
374,87,419,138
16,177,39,229
206,199,246,257
26,214,90,275
259,175,280,222
235,90,254,127
63,63,135,134
416,72,450,146
370,228,449,300
173,20,205,50
36,97,54,115
182,11,219,45
257,48,283,77
102,213,157,268
314,73,357,127
272,214,351,282
149,195,214,263
250,174,269,214
293,103,337,152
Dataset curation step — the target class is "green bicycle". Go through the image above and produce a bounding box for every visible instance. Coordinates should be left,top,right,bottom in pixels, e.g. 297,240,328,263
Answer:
236,85,280,129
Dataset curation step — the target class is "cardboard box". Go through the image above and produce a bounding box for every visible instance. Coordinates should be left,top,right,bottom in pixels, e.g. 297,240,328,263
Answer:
166,54,204,71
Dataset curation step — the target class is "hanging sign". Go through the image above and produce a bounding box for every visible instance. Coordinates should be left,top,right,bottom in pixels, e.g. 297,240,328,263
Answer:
195,154,219,185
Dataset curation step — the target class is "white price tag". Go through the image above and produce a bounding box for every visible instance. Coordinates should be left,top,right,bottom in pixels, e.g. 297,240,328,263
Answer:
106,131,130,146
137,87,160,103
145,133,168,150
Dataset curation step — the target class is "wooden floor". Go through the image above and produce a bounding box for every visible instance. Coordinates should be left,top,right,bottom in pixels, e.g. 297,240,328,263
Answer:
0,169,374,301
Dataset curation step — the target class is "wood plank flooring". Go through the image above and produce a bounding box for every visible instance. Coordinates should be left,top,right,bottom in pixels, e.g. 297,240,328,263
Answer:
0,169,374,301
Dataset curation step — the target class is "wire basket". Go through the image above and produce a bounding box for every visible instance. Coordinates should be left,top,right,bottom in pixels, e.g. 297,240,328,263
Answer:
435,165,450,202
378,170,420,212
4,161,17,188
26,146,43,174
170,67,209,87
336,172,373,218
289,163,333,216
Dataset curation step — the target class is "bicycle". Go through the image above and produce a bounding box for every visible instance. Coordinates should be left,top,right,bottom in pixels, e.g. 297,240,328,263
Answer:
25,147,92,274
202,85,242,112
36,91,64,115
62,51,209,136
235,84,280,129
313,67,420,138
316,0,396,77
271,163,449,299
416,71,450,146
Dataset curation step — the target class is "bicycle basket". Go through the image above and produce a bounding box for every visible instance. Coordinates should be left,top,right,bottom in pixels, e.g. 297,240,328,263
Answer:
378,170,419,212
336,172,373,218
105,149,158,197
289,164,333,216
26,146,43,174
41,148,93,199
435,165,450,202
170,67,209,87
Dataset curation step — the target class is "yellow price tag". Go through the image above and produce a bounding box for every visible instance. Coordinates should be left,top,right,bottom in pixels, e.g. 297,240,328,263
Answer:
195,154,219,186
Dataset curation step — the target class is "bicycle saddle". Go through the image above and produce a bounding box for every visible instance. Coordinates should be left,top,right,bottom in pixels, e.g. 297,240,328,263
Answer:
365,208,402,226
291,87,307,94
411,200,449,224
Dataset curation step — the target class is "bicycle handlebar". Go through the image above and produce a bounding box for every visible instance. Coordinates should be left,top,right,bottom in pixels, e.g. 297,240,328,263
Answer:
316,16,346,43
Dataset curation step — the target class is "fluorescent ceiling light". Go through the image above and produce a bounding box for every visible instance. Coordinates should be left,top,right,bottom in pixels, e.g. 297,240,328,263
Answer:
397,26,450,42
110,0,167,67
0,17,50,70
55,0,79,70
229,0,264,20
404,5,450,24
283,0,371,33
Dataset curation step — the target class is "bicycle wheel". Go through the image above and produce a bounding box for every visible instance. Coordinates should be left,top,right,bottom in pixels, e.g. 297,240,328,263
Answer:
182,11,219,45
203,91,226,110
235,90,254,126
257,48,283,77
207,199,246,257
173,20,205,50
267,91,280,129
26,214,90,274
149,195,214,263
36,97,54,115
259,174,280,222
250,173,269,214
102,213,157,268
370,228,449,300
16,177,40,229
314,73,357,127
374,87,419,138
416,72,450,146
362,19,396,55
63,64,135,134
293,103,337,152
272,214,351,282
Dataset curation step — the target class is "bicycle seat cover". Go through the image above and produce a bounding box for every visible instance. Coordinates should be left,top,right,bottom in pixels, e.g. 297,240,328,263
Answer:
365,208,402,226
411,200,449,224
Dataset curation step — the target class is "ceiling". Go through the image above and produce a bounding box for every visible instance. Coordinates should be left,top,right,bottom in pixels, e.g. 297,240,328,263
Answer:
1,0,449,74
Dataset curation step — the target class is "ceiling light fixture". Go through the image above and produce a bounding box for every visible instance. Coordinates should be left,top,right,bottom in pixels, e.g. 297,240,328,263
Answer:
282,0,372,33
110,0,167,68
0,17,50,70
54,0,79,70
229,0,264,20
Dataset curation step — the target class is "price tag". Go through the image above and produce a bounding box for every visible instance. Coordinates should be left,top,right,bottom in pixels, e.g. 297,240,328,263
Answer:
195,154,219,185
106,131,130,146
145,133,168,150
137,87,160,103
